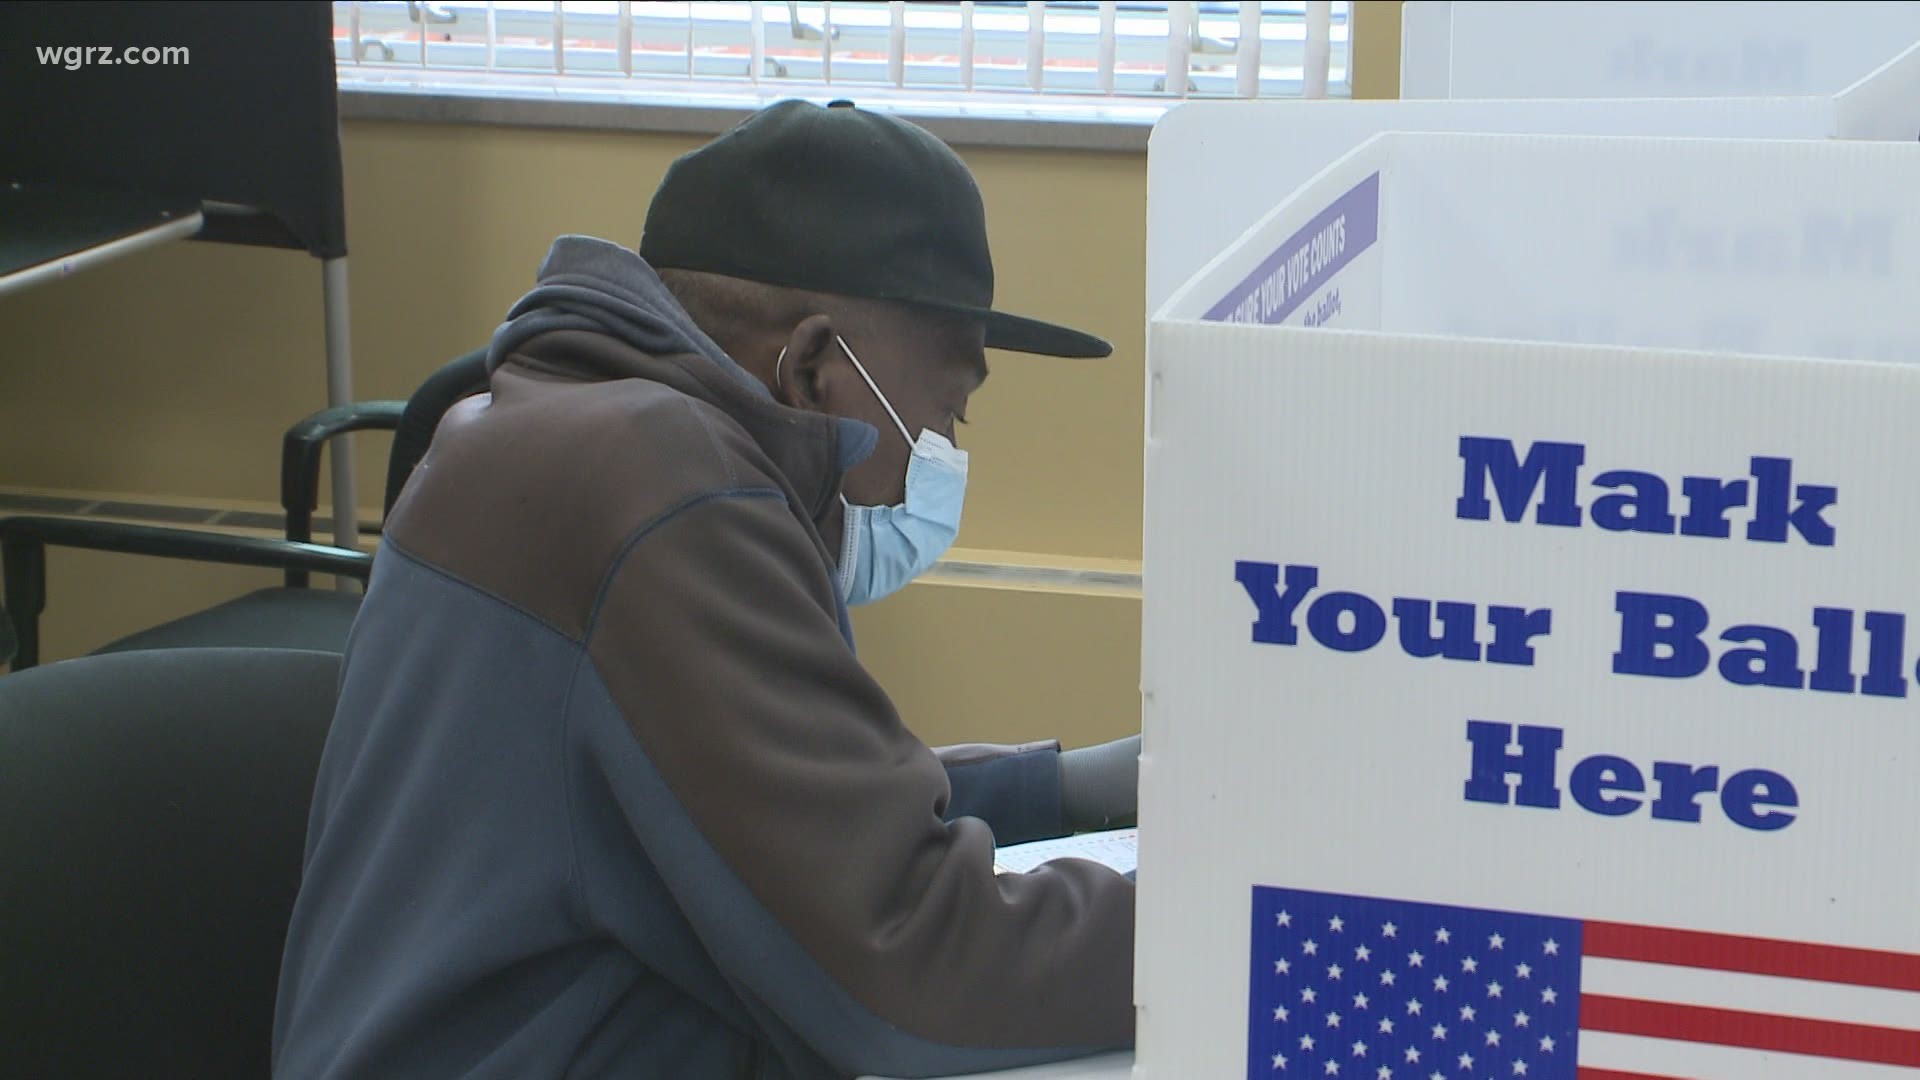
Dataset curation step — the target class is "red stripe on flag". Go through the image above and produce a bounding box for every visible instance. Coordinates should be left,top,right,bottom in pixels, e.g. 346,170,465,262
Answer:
1575,1070,1686,1080
1584,920,1920,992
1580,994,1920,1068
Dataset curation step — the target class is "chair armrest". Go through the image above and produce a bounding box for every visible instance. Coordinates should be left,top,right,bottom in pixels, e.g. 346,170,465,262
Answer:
282,400,403,585
0,515,372,671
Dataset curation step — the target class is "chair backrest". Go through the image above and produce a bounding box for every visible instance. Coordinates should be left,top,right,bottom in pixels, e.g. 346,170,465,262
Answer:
0,1,345,259
0,648,341,1079
383,346,494,517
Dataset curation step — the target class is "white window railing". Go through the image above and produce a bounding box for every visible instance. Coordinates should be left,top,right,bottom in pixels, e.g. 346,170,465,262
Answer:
334,2,1349,114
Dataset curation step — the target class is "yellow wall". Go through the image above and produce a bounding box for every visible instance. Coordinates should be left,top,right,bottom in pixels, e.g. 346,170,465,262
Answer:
0,125,1147,560
1352,0,1406,101
0,3,1403,748
0,123,1147,748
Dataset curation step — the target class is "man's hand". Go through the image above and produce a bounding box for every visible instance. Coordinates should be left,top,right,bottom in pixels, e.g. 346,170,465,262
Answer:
1059,734,1140,832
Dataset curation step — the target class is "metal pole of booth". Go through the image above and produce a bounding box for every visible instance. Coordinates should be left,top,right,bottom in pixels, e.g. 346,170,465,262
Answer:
322,255,360,586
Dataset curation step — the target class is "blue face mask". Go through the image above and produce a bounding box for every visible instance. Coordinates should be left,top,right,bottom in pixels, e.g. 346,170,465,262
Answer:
779,335,969,606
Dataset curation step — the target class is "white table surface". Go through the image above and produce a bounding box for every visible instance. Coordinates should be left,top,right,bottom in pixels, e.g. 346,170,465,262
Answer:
862,1050,1132,1080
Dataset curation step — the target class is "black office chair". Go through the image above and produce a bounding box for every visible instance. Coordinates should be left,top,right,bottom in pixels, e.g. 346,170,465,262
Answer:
0,647,341,1080
284,347,497,568
0,348,492,669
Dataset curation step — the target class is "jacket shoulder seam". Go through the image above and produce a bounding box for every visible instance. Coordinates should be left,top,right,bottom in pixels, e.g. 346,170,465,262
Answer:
381,535,578,643
582,486,787,636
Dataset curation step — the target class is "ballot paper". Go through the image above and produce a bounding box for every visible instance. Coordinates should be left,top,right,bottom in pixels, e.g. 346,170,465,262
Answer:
992,829,1136,876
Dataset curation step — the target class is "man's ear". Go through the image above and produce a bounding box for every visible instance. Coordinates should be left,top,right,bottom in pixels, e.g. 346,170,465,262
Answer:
775,314,838,412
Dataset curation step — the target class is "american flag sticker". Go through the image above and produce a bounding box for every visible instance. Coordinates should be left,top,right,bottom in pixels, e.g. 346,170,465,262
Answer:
1246,885,1920,1079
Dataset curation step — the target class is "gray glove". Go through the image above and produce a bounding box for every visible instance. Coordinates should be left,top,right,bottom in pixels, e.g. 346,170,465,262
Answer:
1058,734,1140,832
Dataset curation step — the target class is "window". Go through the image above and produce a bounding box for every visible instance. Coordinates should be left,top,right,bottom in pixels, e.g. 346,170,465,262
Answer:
334,2,1349,138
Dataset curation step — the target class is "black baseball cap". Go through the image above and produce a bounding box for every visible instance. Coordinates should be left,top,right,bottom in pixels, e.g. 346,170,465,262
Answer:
639,99,1112,359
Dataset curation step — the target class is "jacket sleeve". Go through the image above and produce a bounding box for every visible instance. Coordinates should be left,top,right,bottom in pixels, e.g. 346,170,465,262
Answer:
935,741,1068,846
572,488,1134,1078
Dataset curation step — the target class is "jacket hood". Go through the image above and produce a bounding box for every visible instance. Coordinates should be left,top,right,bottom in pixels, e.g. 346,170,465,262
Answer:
487,234,878,481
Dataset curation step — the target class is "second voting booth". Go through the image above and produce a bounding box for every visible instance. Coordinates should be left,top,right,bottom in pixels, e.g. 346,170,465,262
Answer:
1146,42,1920,312
1138,133,1920,1077
1400,0,1920,100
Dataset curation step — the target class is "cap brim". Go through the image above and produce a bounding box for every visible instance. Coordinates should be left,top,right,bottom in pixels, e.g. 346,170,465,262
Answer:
983,310,1113,358
916,300,1112,358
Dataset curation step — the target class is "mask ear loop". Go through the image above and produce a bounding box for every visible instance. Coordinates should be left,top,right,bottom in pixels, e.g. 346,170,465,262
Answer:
778,338,912,446
835,335,915,448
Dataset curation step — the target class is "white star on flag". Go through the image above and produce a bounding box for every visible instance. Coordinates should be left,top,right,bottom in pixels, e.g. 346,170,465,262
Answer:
1489,933,1505,951
1352,994,1369,1010
1330,917,1345,933
1407,951,1424,968
1278,911,1293,928
1382,923,1398,939
1355,945,1372,962
1275,1006,1290,1022
1435,929,1451,944
1380,971,1397,987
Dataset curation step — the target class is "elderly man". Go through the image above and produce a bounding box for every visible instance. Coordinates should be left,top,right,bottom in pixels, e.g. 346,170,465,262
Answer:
273,99,1137,1080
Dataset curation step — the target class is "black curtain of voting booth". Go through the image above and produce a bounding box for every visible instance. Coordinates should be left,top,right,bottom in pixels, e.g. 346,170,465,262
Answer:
0,1,347,260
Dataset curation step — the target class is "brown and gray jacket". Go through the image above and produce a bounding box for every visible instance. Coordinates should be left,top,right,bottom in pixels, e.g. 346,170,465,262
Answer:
271,236,1135,1080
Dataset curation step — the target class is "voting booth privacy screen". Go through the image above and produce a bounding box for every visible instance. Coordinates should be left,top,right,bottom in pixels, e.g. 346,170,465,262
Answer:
1400,0,1920,100
1140,133,1920,1078
1147,44,1920,313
